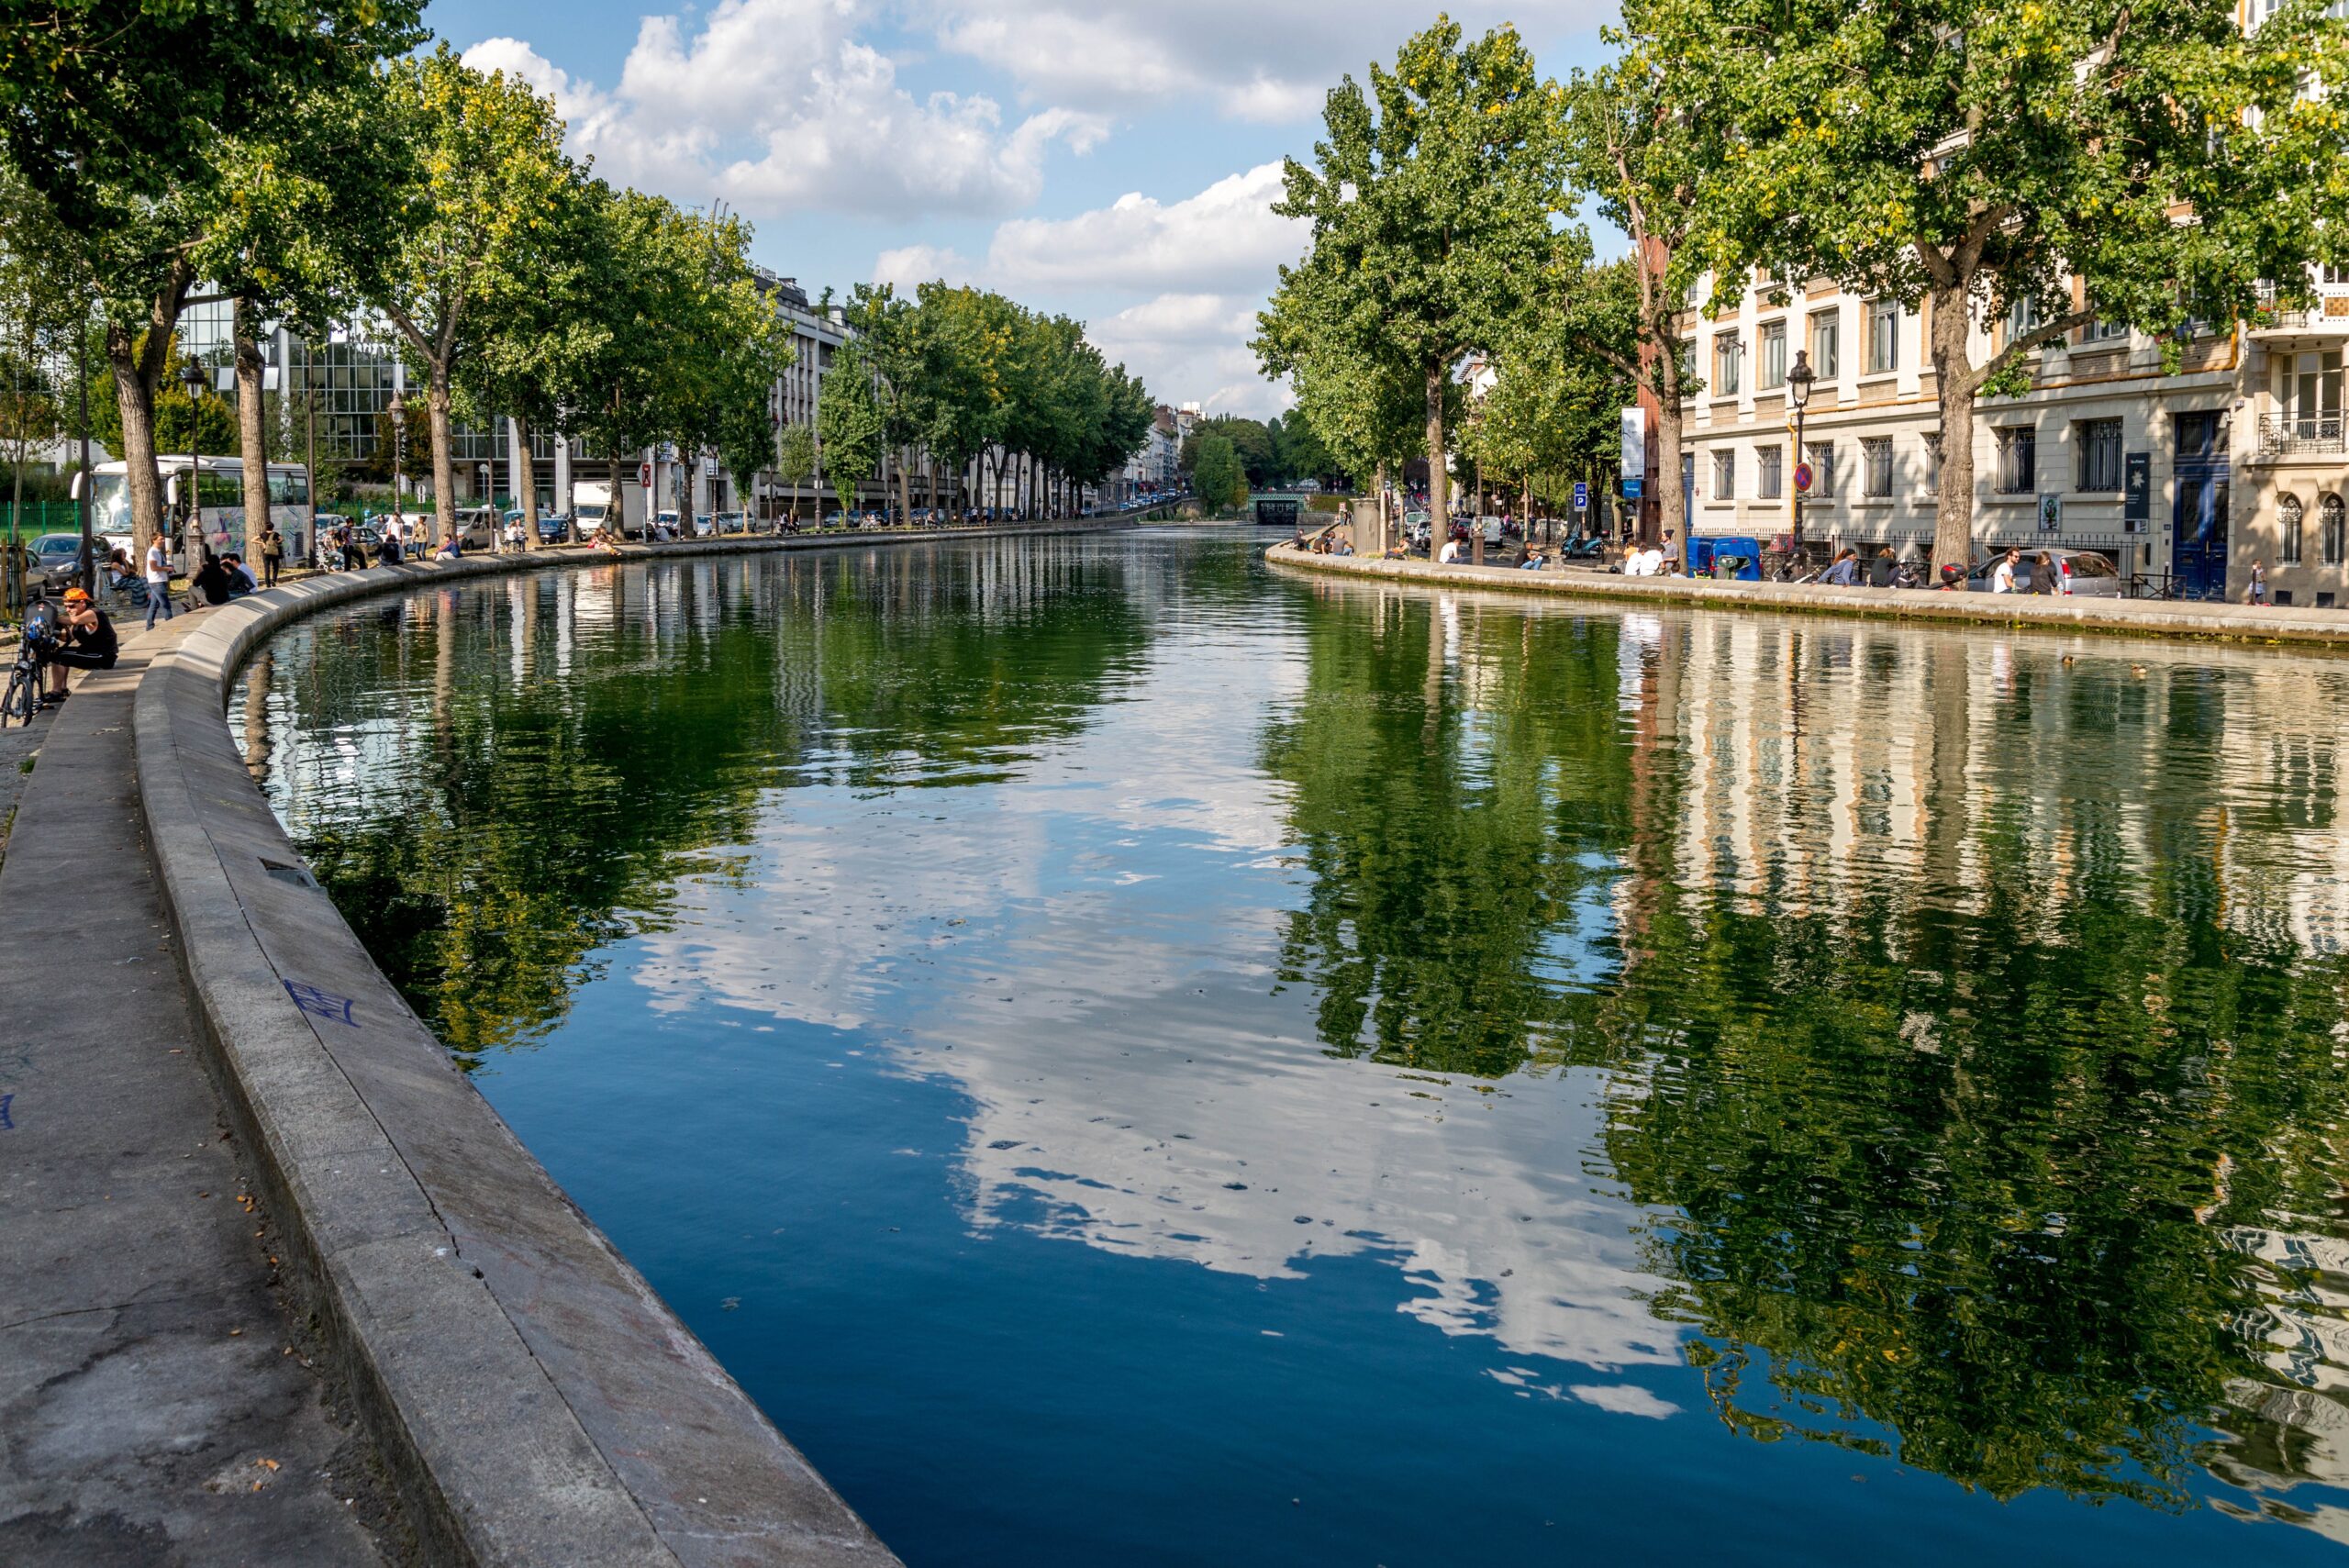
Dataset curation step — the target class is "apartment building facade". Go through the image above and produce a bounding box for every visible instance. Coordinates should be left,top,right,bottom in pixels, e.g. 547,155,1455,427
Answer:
1677,272,2252,595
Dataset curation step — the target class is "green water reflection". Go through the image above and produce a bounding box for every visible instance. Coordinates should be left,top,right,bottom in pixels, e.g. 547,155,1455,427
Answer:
1264,585,2349,1526
239,536,2349,1545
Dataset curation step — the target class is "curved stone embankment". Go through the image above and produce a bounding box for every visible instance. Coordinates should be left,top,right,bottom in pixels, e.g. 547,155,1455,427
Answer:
134,524,1125,1565
1265,540,2349,649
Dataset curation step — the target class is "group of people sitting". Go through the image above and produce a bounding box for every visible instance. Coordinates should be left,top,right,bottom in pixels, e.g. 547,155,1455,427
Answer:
1620,532,1678,576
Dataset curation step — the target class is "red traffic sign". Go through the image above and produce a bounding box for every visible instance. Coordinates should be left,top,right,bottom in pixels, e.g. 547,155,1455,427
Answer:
1792,461,1815,495
639,462,652,487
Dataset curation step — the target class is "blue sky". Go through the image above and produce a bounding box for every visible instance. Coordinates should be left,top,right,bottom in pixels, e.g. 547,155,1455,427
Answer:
429,0,1619,415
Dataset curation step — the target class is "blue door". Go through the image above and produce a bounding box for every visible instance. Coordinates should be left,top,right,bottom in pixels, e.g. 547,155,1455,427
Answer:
2170,414,2229,598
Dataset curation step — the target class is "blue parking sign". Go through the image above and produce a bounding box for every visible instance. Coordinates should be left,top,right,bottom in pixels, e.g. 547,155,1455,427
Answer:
1573,481,1588,511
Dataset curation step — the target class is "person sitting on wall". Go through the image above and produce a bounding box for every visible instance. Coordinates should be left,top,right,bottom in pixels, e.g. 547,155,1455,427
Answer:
192,550,233,605
222,553,259,595
42,586,117,705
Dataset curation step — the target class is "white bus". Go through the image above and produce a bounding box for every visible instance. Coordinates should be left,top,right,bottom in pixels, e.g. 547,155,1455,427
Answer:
76,455,313,567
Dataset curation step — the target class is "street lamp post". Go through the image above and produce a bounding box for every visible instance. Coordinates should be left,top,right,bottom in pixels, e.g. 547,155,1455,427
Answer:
180,359,209,576
1787,348,1815,561
387,391,407,538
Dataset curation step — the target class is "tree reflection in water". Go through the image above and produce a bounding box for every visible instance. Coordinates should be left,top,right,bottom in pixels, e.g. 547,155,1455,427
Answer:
1264,580,2349,1524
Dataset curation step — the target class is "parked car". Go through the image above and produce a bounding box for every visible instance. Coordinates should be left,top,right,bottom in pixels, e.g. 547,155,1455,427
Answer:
24,531,87,594
535,512,573,545
689,513,714,538
1965,547,2123,596
710,511,744,534
452,506,500,550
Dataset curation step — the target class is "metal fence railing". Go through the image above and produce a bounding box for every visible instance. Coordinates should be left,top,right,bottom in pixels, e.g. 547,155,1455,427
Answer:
0,501,83,540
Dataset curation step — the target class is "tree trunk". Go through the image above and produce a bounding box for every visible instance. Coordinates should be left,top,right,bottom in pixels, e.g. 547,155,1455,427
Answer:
1928,282,1977,572
1375,461,1390,555
515,415,539,545
898,452,913,528
1424,361,1449,553
106,326,166,563
1653,389,1684,555
612,453,625,539
427,361,456,549
234,299,269,562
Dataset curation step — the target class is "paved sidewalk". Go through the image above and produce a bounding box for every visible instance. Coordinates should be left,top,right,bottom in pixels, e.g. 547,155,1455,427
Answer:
0,613,395,1565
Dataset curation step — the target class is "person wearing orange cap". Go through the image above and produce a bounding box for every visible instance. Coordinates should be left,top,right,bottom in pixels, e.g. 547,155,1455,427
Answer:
42,585,118,706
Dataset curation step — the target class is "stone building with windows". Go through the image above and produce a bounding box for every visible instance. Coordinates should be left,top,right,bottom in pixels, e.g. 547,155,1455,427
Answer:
1677,271,2241,593
2234,271,2349,606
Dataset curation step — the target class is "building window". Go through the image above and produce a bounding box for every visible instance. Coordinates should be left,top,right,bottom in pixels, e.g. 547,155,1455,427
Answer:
1809,312,1839,381
1757,444,1783,499
1868,299,1899,373
1715,332,1742,395
2326,494,2346,565
1806,441,1836,499
2282,494,2306,563
2087,318,2130,343
1996,428,2036,494
2276,590,2296,606
1862,437,1893,497
1713,448,1737,500
2076,418,2124,491
1922,430,1943,487
2004,296,2041,350
1759,321,1787,389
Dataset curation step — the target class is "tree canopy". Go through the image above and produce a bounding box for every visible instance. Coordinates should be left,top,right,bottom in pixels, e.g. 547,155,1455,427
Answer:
1259,18,1565,542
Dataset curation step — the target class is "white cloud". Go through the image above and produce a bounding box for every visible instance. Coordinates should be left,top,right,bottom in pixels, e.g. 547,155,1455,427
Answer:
922,1,1615,123
464,0,1105,221
869,162,1306,413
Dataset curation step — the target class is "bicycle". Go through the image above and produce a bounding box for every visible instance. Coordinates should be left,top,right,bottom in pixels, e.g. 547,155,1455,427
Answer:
3,598,59,727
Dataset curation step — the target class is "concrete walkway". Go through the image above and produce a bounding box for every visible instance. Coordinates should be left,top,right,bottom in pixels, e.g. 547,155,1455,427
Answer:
1267,541,2349,649
0,612,396,1565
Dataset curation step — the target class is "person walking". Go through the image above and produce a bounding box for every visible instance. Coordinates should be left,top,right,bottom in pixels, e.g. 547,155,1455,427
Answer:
142,534,174,628
2248,560,2268,606
259,523,284,588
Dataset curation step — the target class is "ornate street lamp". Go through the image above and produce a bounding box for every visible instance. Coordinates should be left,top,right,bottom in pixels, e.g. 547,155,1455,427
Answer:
179,359,208,573
1787,348,1815,557
386,390,407,536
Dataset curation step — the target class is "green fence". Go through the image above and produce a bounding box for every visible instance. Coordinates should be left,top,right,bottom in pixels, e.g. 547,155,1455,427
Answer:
1,501,84,540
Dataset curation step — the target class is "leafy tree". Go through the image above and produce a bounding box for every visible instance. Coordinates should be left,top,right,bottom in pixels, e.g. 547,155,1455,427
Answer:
1190,433,1246,513
191,75,409,550
0,0,421,554
1179,415,1277,487
1465,258,1637,528
1263,19,1563,546
1676,0,2349,566
774,422,817,527
818,340,885,521
377,45,574,547
1268,412,1333,487
1558,25,1734,548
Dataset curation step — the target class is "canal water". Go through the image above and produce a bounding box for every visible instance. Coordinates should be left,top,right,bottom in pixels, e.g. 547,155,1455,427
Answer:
233,529,2349,1564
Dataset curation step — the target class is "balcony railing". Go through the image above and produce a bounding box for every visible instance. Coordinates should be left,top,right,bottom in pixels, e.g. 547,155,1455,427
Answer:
2260,414,2347,456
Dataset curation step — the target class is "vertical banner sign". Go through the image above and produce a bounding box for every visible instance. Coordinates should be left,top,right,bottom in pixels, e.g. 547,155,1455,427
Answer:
2123,452,2151,531
1620,406,1646,484
2039,493,2063,533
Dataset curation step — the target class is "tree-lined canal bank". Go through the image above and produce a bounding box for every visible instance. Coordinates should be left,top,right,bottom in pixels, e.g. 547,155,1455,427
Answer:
235,529,2349,1564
